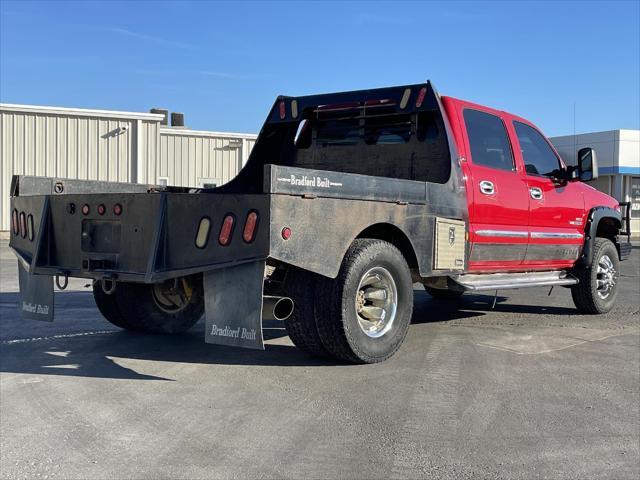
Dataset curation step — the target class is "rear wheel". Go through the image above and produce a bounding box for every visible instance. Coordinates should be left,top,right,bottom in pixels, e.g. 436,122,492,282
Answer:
113,275,204,333
315,239,413,364
92,281,137,330
283,267,330,358
571,238,620,314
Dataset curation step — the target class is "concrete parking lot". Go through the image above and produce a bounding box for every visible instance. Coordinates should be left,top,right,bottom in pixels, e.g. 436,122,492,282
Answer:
1,241,638,479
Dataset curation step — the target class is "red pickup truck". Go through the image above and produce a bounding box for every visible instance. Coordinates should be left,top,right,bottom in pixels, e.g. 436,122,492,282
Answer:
9,82,632,363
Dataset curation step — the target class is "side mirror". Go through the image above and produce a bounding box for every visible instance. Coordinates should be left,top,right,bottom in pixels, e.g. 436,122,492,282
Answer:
577,147,598,182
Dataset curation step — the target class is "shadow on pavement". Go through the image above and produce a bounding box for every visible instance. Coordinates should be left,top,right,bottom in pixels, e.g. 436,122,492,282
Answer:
1,288,581,381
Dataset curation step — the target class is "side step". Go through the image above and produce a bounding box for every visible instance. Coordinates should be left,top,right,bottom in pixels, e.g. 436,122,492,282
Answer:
453,271,578,291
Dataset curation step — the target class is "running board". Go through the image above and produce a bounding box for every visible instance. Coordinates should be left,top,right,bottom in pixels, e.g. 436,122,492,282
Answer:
453,271,578,291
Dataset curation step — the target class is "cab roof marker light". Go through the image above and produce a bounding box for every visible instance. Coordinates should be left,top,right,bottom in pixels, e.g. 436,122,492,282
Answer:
291,100,298,119
279,101,286,119
400,88,411,109
415,87,427,108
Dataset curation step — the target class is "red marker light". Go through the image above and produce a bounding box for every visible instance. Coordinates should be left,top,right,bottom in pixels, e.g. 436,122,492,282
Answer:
243,211,259,243
97,204,106,215
219,214,235,246
279,101,286,119
82,204,90,215
415,87,427,108
113,204,122,216
11,209,19,235
19,212,27,238
281,227,292,240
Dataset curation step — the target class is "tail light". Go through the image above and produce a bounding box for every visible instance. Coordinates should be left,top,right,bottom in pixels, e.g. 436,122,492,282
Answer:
113,204,122,216
82,204,90,215
97,204,106,215
242,211,259,243
11,209,19,235
218,214,235,246
27,214,34,241
281,227,292,240
19,212,26,238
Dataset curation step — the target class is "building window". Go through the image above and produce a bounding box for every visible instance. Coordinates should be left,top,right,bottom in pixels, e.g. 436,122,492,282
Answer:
631,176,640,219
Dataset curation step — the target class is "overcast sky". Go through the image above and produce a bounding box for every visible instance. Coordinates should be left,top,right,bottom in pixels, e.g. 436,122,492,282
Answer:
1,1,638,136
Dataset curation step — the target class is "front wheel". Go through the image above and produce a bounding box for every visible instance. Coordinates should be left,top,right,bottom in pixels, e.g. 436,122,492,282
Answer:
571,238,620,314
315,239,414,364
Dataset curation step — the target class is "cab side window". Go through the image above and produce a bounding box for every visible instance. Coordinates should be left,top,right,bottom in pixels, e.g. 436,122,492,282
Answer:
463,109,515,171
513,121,561,176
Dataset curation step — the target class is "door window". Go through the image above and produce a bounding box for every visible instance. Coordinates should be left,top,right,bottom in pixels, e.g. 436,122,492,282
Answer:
513,121,561,177
463,109,515,171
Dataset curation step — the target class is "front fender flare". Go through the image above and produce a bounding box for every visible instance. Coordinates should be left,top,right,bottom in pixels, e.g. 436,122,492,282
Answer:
576,206,622,268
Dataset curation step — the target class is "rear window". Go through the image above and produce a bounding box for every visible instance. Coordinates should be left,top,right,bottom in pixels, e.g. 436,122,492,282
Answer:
463,109,515,172
292,101,451,183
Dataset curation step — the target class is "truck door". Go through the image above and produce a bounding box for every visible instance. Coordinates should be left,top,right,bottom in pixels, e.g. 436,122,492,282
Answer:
460,107,530,271
511,121,585,268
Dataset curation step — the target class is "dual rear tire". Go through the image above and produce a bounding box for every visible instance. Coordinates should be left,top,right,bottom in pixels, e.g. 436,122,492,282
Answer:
285,239,414,364
93,275,204,334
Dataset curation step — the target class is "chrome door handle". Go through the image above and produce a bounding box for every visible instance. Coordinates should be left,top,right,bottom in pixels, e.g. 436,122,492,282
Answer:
530,187,543,200
479,180,495,195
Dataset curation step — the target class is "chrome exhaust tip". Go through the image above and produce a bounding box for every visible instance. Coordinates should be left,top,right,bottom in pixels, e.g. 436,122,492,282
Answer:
262,295,294,321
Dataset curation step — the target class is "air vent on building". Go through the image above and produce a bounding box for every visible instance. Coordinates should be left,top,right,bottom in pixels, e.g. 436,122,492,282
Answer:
171,112,185,128
150,108,169,126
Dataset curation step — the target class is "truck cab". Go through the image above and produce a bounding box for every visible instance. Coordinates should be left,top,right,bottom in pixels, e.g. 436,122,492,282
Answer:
9,81,632,364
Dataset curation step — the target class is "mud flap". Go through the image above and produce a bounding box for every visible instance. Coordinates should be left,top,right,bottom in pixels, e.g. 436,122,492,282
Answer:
17,262,54,322
203,260,265,350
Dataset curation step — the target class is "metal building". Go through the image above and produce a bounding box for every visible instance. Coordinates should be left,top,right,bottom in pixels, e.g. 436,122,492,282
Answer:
550,129,640,236
0,103,257,232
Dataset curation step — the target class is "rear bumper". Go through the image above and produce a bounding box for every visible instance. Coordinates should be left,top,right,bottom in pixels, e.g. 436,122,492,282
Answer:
9,192,270,283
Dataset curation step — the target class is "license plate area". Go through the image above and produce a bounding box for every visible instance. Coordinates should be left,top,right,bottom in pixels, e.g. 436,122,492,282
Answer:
81,220,121,254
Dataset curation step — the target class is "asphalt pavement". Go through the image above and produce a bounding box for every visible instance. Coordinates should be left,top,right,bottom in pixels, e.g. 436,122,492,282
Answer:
1,241,638,479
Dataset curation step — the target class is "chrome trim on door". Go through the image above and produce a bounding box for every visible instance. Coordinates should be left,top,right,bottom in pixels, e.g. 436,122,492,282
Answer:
479,181,495,195
530,232,583,239
529,187,543,200
475,230,528,238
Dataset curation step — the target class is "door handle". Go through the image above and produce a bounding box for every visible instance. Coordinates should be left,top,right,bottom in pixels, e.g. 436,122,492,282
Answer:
530,187,543,200
479,180,495,195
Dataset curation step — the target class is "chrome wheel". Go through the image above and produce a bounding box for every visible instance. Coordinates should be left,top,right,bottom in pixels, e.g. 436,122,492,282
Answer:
152,278,193,314
355,267,398,338
596,254,617,299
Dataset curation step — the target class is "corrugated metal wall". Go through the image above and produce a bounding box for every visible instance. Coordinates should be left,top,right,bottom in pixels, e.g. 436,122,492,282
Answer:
0,104,257,231
158,130,256,187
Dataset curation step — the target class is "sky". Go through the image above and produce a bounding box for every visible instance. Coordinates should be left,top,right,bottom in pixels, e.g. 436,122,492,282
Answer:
1,0,639,136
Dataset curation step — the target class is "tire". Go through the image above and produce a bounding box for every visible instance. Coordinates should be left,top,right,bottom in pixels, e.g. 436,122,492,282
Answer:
571,238,620,314
92,281,137,330
315,239,414,364
424,286,464,300
114,275,204,333
283,267,330,358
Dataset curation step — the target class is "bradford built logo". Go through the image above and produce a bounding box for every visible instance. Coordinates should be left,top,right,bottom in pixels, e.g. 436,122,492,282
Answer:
277,174,343,188
22,302,50,315
210,324,257,341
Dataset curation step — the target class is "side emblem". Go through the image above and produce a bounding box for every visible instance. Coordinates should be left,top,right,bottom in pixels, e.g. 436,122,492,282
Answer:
448,226,456,246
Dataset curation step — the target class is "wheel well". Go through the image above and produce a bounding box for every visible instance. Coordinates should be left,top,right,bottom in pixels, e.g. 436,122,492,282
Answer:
356,223,419,270
596,217,620,242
